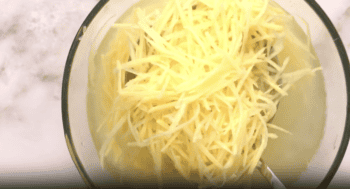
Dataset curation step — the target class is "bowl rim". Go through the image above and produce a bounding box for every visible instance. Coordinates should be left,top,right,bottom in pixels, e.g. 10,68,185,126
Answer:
304,0,350,188
61,0,109,188
61,0,350,188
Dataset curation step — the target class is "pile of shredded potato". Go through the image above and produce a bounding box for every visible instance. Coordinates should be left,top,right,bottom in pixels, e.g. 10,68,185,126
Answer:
93,0,320,187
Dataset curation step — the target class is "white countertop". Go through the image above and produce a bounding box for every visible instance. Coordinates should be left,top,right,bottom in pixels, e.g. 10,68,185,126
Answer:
0,0,349,188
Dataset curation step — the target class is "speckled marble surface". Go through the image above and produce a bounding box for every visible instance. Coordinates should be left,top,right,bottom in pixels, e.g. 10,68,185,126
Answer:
0,0,349,188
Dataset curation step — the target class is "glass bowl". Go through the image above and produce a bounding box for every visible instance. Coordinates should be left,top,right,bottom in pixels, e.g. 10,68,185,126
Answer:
62,0,350,188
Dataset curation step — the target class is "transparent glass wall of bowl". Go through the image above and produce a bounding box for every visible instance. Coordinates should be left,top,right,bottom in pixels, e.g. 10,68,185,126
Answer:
68,0,140,187
273,0,347,188
67,0,348,188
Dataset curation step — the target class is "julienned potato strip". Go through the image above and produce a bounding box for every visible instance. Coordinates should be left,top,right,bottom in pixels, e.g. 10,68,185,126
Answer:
93,0,321,187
